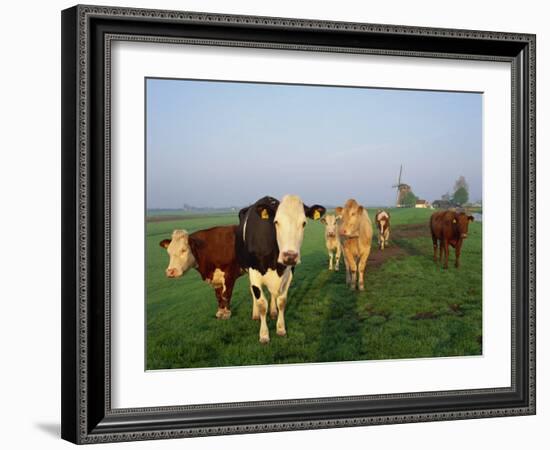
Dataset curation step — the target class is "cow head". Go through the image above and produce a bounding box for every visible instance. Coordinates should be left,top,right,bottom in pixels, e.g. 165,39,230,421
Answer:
375,210,390,233
159,229,197,278
262,195,325,266
320,214,340,238
336,199,365,238
453,213,475,239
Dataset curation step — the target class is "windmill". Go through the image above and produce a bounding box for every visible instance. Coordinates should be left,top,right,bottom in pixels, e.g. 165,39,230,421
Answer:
392,165,411,207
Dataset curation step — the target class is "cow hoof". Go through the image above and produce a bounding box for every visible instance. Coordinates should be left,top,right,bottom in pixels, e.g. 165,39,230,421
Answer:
259,335,270,344
277,329,287,337
359,286,365,291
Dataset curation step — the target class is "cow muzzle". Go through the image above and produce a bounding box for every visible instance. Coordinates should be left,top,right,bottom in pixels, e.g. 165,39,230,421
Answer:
281,251,299,266
165,268,181,278
327,232,336,238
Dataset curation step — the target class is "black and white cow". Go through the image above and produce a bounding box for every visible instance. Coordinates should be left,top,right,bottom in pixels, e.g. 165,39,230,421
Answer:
236,195,326,343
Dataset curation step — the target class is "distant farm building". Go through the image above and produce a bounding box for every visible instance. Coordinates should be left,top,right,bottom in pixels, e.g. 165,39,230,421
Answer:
415,199,431,209
432,200,454,209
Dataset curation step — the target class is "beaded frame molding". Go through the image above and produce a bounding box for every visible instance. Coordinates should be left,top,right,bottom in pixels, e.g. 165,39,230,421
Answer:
61,4,536,444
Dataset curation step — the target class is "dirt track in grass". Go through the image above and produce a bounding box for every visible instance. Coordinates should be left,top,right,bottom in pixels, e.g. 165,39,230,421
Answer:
368,223,430,268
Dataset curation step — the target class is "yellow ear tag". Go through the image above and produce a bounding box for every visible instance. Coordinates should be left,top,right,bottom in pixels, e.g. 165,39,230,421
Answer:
453,219,457,223
313,210,321,220
261,209,269,220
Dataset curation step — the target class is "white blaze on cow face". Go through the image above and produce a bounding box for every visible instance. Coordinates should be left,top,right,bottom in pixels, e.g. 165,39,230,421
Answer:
160,229,197,278
273,195,307,266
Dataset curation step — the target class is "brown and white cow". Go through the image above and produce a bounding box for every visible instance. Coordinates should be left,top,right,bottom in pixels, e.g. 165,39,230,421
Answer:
430,210,474,269
336,199,373,291
375,210,391,250
159,226,243,319
320,214,341,271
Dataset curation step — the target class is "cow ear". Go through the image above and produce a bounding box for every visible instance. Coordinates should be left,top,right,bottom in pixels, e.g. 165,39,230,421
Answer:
256,205,274,220
255,197,279,220
468,215,475,222
304,204,326,220
357,206,364,214
159,239,171,249
320,217,327,225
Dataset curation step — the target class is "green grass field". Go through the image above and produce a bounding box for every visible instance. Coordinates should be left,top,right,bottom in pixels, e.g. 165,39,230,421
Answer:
146,207,482,370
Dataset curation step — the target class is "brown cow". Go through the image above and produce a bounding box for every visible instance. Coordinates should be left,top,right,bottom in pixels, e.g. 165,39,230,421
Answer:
336,199,373,291
375,210,391,250
159,226,243,319
430,211,474,269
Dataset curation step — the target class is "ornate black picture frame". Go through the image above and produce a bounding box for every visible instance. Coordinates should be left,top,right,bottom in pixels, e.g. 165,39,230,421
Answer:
61,4,536,444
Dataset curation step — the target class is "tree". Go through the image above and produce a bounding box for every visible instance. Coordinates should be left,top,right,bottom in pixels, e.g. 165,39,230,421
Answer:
401,191,418,207
453,186,469,205
453,176,469,194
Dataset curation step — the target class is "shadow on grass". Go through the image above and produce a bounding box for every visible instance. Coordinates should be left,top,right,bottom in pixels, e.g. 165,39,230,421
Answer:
316,286,363,363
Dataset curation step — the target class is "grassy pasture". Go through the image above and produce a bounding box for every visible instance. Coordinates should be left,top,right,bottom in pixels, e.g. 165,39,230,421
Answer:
146,207,482,369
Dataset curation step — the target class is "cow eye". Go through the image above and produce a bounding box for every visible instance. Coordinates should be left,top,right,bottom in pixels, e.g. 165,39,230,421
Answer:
274,220,279,226
302,221,306,228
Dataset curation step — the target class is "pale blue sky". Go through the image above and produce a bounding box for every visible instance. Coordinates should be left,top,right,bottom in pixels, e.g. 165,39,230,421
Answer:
146,78,482,208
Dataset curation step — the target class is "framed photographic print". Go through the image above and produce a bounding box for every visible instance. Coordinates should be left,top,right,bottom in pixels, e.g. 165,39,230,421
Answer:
61,4,536,444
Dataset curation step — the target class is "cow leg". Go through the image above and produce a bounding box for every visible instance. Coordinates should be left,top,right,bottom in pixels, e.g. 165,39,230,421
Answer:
335,244,341,271
432,234,438,261
275,269,292,337
455,241,463,268
443,240,450,269
344,257,350,285
342,245,357,289
350,259,358,291
214,288,227,319
328,249,334,271
439,239,443,262
249,271,269,343
219,278,235,319
250,285,260,321
269,292,278,320
357,246,371,291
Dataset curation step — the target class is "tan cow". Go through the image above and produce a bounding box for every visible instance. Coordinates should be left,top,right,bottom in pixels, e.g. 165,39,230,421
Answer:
320,214,341,271
375,210,391,250
336,199,373,291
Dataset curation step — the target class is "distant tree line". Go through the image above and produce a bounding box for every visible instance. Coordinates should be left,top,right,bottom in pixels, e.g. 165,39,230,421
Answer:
433,176,472,208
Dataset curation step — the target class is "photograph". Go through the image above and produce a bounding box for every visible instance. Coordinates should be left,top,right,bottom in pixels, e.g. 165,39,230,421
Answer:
146,78,483,370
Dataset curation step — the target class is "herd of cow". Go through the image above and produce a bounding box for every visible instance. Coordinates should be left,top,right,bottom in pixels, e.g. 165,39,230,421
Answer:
159,195,475,344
